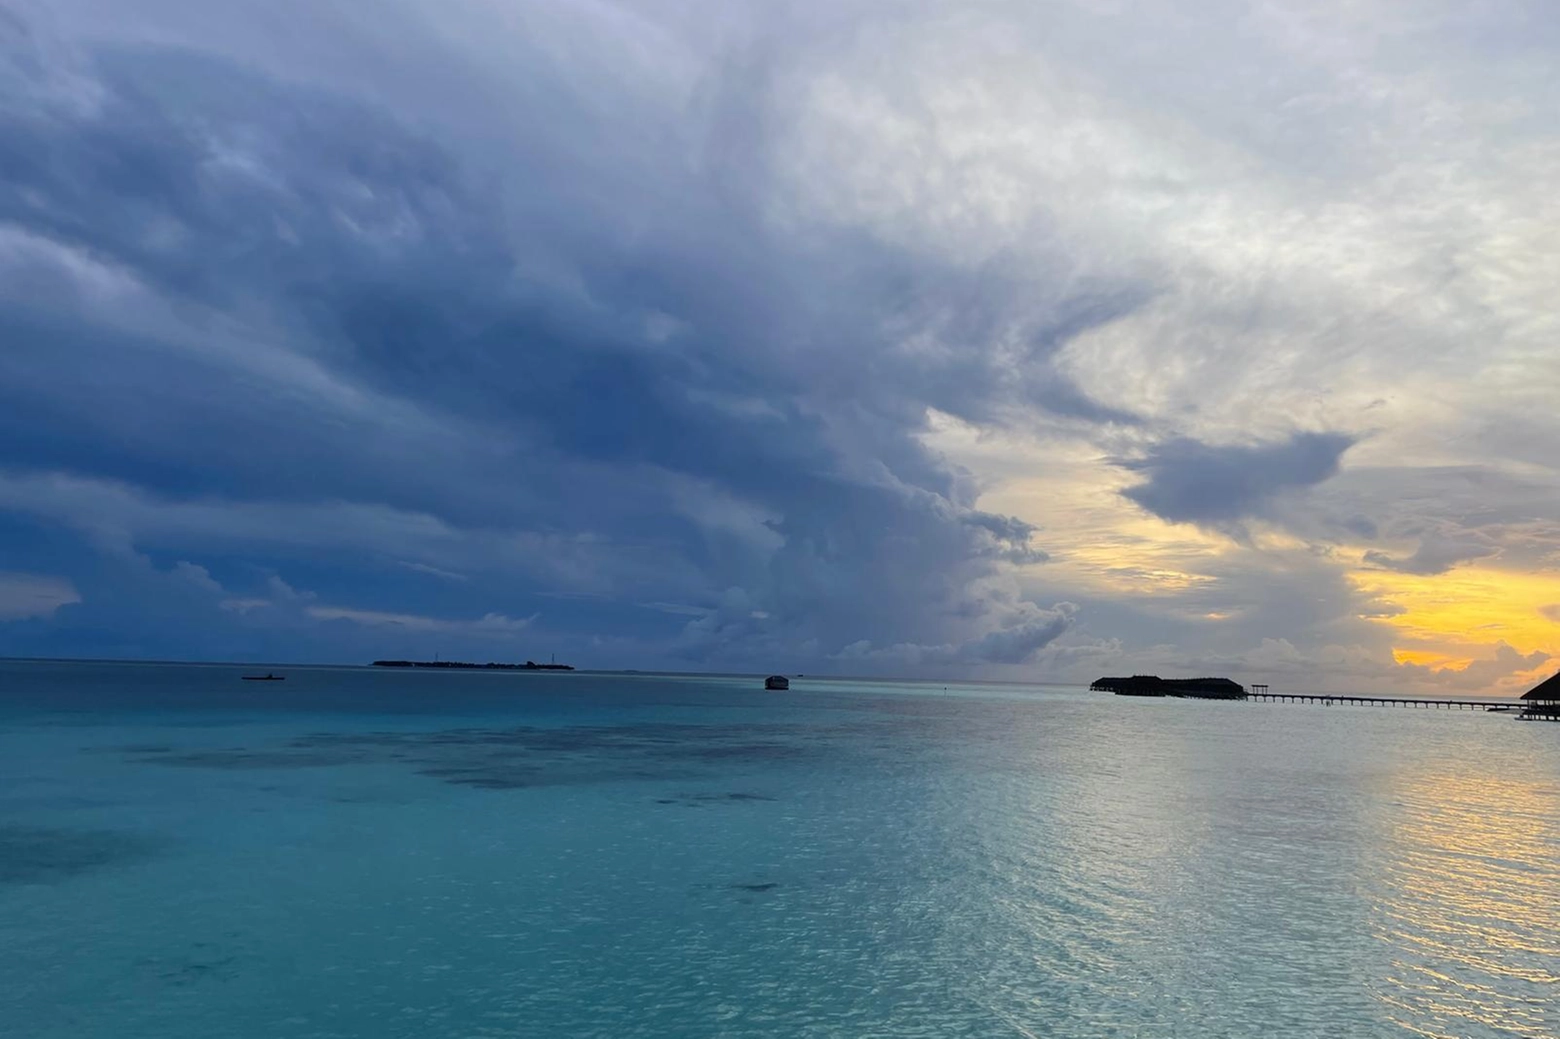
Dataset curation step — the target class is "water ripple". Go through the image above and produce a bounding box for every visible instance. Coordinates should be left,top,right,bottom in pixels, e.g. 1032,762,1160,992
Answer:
2,667,1558,1037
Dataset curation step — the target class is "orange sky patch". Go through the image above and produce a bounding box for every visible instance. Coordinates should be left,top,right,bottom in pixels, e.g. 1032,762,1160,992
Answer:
1352,564,1560,660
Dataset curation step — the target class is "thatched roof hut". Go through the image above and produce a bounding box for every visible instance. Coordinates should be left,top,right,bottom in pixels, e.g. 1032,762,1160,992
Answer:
1522,671,1560,702
1520,671,1560,720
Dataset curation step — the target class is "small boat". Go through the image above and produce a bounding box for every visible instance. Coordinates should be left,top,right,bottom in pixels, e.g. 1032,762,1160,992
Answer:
764,675,789,691
241,672,285,681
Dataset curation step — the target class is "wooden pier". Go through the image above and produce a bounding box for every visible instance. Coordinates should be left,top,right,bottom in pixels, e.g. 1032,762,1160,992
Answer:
1248,691,1518,711
1095,673,1557,719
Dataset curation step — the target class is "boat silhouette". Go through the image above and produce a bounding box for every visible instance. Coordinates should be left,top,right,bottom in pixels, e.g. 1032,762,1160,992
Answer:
241,672,285,681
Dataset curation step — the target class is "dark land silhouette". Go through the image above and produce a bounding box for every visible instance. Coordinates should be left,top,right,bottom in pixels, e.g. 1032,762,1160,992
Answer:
1090,675,1247,699
372,659,576,671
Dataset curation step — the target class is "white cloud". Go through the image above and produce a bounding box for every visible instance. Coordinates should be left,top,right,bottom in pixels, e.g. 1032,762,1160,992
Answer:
0,571,81,620
306,605,537,635
171,560,223,594
837,601,1076,668
396,561,470,583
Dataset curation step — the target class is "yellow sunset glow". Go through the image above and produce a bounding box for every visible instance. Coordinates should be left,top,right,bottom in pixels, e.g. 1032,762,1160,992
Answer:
1390,648,1472,669
926,412,1559,691
1352,565,1560,658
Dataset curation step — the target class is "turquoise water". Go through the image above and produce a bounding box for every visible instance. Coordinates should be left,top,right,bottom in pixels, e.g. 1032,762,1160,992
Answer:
2,661,1557,1038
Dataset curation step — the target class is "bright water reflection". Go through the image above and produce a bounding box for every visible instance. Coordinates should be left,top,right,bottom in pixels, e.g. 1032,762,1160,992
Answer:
1371,766,1560,1038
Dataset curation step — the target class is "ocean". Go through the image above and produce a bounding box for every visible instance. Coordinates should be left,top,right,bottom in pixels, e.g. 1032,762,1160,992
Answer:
1,660,1556,1038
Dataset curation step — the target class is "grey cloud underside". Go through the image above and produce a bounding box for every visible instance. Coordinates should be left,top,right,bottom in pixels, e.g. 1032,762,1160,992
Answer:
1362,532,1501,576
1118,432,1356,527
0,12,1131,667
839,601,1076,667
1306,465,1560,577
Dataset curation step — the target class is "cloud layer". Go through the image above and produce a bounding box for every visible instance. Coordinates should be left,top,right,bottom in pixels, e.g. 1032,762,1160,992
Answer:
1,0,1557,690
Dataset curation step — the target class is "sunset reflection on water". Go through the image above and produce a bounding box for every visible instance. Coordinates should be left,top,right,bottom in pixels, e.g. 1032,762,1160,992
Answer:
1371,767,1560,1038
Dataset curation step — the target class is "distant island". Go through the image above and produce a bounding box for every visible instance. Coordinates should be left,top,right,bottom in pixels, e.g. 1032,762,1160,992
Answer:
1090,675,1246,700
372,659,576,671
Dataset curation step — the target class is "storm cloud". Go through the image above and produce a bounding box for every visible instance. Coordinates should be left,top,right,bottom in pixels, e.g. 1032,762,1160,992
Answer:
0,1,1104,670
1,0,1558,691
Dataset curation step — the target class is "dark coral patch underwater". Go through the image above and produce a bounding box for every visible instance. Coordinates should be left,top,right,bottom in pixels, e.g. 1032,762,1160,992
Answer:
119,723,825,792
0,825,164,885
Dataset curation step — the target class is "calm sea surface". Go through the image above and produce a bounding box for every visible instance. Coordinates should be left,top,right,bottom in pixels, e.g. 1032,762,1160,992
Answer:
1,660,1556,1038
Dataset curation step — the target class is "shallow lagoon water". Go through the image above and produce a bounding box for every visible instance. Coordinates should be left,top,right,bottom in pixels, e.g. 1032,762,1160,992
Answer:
2,660,1557,1038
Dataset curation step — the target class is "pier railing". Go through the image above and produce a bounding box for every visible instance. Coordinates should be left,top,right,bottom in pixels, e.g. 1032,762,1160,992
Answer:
1247,691,1544,715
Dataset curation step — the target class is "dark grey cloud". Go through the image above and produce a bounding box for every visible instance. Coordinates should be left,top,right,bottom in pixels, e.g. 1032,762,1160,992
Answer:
1118,432,1355,527
0,6,1124,669
1363,531,1501,575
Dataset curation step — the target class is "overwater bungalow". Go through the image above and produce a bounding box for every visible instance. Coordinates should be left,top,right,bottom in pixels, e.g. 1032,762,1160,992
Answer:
1520,671,1560,721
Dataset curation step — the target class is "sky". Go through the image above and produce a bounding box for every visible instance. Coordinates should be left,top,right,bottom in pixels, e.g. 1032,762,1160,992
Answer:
1,0,1558,693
